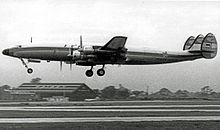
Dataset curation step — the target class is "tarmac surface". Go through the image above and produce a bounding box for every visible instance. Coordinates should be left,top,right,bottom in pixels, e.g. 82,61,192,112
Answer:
0,101,220,120
1,116,220,123
1,105,220,112
0,100,220,129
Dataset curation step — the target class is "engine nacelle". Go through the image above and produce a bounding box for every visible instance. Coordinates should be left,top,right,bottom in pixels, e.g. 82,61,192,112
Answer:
83,46,94,53
72,50,81,60
72,50,96,61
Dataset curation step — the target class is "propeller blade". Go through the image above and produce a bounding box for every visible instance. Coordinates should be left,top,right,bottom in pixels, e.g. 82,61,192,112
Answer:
70,45,74,55
60,61,63,71
70,63,72,71
80,35,82,48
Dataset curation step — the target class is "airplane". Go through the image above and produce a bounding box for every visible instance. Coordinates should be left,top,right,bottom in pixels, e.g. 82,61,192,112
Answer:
2,33,217,77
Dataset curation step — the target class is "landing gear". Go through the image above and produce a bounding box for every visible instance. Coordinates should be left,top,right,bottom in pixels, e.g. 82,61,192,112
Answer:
21,58,33,74
85,70,93,77
97,64,105,77
27,68,33,74
97,69,105,76
85,66,93,77
85,65,106,77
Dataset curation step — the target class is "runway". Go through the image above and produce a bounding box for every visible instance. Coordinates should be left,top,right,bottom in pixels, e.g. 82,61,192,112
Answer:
0,116,220,123
0,104,220,122
0,101,219,120
0,101,220,129
0,105,220,112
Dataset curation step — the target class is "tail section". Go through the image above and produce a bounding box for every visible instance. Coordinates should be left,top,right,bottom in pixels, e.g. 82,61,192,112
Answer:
183,33,217,59
189,34,204,51
201,33,217,59
183,36,195,50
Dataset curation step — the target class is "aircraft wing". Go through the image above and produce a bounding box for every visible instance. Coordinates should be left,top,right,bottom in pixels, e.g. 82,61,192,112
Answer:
100,36,127,50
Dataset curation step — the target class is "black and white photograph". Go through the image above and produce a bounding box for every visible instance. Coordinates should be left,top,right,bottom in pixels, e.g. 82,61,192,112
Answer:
0,0,220,129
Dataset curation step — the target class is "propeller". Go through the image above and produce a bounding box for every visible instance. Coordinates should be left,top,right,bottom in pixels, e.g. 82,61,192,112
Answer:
70,45,74,55
70,63,72,70
67,35,83,71
80,35,82,48
69,45,75,70
60,61,63,71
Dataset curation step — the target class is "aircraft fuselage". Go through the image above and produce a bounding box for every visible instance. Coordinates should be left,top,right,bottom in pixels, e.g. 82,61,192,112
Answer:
3,46,202,65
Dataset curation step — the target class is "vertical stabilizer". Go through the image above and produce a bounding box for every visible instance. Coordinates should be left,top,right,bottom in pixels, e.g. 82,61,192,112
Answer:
183,36,195,50
189,34,204,51
201,33,217,59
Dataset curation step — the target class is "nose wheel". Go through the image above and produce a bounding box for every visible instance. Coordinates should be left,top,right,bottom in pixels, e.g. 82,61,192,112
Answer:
27,68,33,74
21,58,34,74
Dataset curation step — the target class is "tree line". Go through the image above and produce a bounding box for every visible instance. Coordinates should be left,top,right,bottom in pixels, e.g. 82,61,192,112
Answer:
0,77,219,100
94,85,220,100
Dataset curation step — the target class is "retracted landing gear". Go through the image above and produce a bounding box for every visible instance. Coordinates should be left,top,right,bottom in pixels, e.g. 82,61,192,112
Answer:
20,58,33,74
97,64,105,76
85,66,93,77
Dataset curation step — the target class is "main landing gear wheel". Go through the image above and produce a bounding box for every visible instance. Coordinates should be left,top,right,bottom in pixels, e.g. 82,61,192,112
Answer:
85,70,93,77
97,69,105,76
27,68,33,74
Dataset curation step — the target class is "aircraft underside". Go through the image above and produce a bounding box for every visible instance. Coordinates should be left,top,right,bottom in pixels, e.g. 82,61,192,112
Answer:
16,50,203,77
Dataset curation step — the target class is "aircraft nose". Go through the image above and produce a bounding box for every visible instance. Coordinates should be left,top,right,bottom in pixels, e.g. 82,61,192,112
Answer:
2,49,9,55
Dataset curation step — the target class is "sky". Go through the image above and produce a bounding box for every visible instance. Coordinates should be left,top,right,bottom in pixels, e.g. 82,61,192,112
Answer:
0,0,220,92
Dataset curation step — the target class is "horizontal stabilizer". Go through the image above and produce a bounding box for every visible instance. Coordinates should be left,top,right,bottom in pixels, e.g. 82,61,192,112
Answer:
100,36,127,50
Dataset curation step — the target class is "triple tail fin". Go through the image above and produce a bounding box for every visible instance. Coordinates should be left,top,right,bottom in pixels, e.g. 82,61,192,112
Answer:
183,33,217,59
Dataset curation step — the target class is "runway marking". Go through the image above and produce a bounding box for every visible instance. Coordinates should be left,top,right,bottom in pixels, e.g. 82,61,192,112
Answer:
0,116,220,123
1,104,220,109
21,105,220,108
16,109,220,112
0,106,220,112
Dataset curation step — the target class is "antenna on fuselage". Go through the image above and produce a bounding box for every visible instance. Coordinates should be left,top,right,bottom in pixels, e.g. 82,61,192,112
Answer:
30,37,32,43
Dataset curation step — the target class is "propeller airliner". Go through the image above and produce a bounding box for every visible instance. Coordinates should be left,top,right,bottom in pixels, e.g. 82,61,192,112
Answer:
2,33,217,77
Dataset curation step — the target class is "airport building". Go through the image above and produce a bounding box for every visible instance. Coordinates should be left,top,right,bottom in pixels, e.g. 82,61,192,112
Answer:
9,83,97,101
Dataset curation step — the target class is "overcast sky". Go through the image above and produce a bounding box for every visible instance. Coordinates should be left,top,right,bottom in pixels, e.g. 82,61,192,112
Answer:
0,0,220,92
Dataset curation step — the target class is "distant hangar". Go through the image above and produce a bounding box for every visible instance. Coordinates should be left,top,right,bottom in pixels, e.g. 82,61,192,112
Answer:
9,83,97,101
